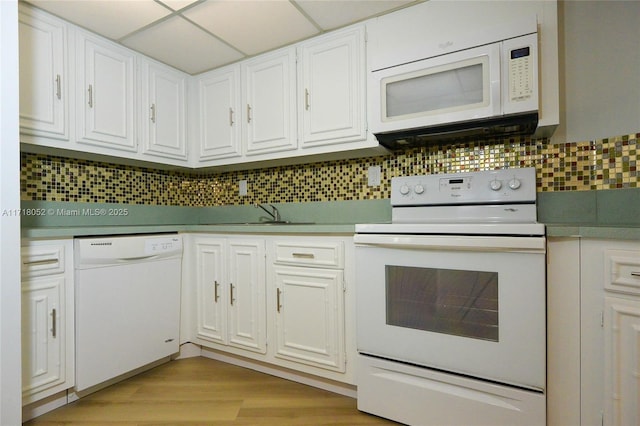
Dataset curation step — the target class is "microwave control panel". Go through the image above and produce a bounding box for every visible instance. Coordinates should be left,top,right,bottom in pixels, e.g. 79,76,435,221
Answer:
509,45,534,101
502,32,538,115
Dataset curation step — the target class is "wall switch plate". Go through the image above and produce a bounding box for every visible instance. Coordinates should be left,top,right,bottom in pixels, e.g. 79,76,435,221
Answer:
238,180,247,196
368,166,381,187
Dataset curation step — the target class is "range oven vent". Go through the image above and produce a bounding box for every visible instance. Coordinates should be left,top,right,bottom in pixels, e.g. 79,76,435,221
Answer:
374,112,539,150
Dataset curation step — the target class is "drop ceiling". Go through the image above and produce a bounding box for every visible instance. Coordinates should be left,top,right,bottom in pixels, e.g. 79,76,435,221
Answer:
24,0,422,75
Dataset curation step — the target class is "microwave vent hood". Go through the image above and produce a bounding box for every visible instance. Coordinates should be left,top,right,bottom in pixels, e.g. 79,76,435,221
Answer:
373,112,539,150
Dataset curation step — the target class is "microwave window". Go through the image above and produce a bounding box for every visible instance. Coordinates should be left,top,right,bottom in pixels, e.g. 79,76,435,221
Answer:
385,63,485,118
385,265,499,341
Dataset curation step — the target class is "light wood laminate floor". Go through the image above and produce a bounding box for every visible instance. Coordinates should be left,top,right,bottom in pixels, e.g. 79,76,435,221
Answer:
25,357,399,425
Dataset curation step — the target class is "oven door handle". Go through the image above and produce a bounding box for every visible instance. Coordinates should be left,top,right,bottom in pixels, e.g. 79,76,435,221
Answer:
354,234,546,253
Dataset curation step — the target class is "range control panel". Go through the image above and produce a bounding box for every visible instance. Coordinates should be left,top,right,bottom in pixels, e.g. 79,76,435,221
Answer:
391,168,537,206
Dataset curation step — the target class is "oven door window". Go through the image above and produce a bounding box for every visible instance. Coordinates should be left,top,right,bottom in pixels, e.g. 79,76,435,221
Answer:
386,265,498,341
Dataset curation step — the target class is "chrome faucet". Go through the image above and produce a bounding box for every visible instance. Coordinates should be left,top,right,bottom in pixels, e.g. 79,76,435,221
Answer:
254,203,281,222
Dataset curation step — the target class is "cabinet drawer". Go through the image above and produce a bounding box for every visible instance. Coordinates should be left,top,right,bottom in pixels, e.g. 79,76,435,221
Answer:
21,244,66,277
605,249,640,295
274,241,343,269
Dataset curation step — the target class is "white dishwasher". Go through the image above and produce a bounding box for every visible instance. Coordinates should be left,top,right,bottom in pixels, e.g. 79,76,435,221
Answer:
74,234,182,393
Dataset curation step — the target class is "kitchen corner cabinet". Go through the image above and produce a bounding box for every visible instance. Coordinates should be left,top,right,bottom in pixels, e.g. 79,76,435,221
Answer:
18,5,70,143
194,236,267,354
193,65,242,161
140,59,188,161
75,30,136,153
21,239,74,405
298,26,366,149
271,240,346,372
242,47,297,156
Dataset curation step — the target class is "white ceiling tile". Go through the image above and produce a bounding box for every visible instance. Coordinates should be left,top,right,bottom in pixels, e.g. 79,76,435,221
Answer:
297,0,416,30
183,0,320,55
26,0,172,40
122,16,244,74
156,0,200,12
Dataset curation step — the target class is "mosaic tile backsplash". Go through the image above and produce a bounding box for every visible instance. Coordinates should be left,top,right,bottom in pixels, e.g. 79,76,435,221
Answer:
20,132,639,207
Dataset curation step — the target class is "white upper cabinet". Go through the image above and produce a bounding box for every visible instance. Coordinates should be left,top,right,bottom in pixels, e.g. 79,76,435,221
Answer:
242,47,297,156
195,65,242,161
19,4,379,168
141,59,188,161
75,30,136,152
298,26,366,148
18,5,70,142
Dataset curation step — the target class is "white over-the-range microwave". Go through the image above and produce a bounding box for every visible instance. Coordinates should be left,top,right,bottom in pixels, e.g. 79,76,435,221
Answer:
370,23,539,149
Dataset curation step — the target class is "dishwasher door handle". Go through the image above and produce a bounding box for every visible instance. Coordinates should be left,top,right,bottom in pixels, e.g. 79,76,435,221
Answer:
116,255,157,261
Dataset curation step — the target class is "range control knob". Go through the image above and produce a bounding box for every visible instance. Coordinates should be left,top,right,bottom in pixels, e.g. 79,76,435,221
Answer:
399,184,411,195
508,178,522,190
490,179,502,191
414,184,425,194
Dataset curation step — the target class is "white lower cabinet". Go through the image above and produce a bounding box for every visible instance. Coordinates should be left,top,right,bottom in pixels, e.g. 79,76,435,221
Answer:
271,240,345,372
21,239,74,407
603,296,640,426
195,236,266,354
188,234,353,384
550,238,640,426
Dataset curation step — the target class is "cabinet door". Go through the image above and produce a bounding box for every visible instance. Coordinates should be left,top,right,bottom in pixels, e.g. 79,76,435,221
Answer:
228,240,266,353
21,276,64,397
76,31,136,152
242,48,297,156
142,61,187,161
604,296,640,426
197,66,242,160
195,239,227,345
273,266,345,371
18,5,69,141
298,26,366,147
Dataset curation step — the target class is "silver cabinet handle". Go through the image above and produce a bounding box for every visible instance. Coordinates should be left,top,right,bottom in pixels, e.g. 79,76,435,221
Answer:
150,103,156,123
276,288,282,313
23,258,58,266
292,252,315,259
246,104,252,123
214,280,220,302
229,107,234,126
88,84,93,108
51,308,57,338
631,272,640,277
55,74,61,100
305,88,310,110
230,283,235,305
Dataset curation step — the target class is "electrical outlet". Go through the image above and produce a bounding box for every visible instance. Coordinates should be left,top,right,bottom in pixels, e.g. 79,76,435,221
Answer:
368,166,381,187
238,180,247,196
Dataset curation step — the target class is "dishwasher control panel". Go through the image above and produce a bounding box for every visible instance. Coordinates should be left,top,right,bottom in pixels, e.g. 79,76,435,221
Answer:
145,237,181,255
75,234,183,268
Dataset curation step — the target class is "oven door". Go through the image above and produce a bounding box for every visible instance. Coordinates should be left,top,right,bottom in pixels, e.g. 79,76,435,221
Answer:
354,233,546,391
